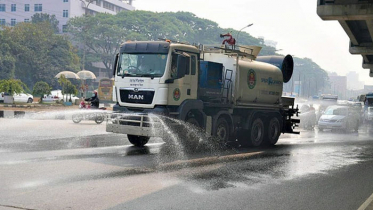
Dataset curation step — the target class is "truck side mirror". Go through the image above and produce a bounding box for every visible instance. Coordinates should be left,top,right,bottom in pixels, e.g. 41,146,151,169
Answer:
113,53,119,76
176,55,189,79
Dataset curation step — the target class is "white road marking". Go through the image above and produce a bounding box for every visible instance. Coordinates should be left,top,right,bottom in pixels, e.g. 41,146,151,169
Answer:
358,193,373,210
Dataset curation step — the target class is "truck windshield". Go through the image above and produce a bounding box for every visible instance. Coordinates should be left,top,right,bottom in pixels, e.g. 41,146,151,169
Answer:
117,53,168,78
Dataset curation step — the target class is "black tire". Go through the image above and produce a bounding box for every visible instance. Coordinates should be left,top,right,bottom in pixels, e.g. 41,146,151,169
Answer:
27,98,33,103
72,114,83,123
94,114,105,124
127,135,149,147
186,117,200,127
319,128,324,132
214,117,230,144
249,117,265,147
265,117,281,146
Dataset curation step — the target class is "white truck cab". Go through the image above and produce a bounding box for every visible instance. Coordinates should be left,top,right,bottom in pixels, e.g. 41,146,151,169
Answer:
112,41,199,111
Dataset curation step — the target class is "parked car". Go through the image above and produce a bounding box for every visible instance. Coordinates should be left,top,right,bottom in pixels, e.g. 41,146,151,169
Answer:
66,95,80,103
318,105,360,132
0,92,4,102
1,92,33,103
42,94,60,103
14,93,34,103
50,90,80,103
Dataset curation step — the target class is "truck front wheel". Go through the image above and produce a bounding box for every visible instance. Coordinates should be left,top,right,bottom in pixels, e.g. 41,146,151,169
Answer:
127,135,149,147
214,117,230,144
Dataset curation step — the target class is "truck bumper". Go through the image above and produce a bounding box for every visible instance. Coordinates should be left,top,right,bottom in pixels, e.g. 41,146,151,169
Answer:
106,123,164,137
106,113,166,137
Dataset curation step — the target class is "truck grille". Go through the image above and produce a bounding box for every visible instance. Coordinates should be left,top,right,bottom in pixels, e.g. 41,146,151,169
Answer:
119,115,153,127
120,89,155,104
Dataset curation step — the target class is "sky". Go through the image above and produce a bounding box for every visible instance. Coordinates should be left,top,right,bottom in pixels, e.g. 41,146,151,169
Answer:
132,0,373,84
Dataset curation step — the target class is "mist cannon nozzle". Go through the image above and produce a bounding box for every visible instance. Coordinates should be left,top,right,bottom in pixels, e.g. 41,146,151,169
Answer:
256,54,294,83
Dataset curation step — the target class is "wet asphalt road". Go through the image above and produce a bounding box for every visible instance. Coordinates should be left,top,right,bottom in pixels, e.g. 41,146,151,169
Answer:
0,117,373,210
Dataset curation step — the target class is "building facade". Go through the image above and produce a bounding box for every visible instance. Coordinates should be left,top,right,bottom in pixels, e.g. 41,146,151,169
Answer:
0,0,134,32
329,75,347,99
346,71,364,90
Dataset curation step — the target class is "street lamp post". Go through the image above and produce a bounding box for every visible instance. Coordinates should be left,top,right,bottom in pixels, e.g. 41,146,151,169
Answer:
236,23,253,46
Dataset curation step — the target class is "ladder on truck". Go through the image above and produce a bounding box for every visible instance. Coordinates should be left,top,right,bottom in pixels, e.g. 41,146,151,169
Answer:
222,68,233,104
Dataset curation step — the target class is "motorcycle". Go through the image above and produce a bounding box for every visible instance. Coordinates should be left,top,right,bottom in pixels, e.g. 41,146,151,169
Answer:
72,101,107,124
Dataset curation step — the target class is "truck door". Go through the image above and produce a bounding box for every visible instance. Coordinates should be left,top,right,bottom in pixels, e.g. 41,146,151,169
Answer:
185,54,198,100
168,52,198,106
189,54,198,100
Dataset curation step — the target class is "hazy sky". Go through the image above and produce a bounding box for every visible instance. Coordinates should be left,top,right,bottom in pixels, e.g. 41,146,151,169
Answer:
133,0,373,84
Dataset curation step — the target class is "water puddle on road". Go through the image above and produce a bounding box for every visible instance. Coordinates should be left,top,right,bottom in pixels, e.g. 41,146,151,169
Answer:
2,111,373,193
0,109,114,153
174,143,372,192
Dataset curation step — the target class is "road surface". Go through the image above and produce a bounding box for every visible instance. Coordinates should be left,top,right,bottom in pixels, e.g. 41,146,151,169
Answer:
0,116,372,210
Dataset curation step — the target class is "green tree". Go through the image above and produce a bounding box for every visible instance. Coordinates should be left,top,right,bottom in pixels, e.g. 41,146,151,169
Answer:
65,80,78,102
80,0,95,8
0,30,16,80
68,13,126,70
283,57,329,97
67,11,277,74
2,22,80,89
32,81,51,103
58,75,69,101
67,10,329,90
31,13,60,33
0,79,29,95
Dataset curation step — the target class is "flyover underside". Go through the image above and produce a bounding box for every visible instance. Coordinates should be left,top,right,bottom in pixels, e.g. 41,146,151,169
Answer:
317,1,373,77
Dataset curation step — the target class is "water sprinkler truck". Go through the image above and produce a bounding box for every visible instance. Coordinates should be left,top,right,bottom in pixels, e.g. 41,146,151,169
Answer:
106,37,299,148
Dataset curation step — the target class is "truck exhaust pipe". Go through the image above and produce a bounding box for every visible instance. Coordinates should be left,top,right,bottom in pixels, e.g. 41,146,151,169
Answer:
256,55,294,83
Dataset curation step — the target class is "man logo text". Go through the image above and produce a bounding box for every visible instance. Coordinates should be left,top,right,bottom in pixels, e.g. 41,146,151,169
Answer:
128,94,144,100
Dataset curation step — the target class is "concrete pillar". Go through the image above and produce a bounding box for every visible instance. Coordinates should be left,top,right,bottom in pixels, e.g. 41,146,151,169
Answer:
339,20,359,45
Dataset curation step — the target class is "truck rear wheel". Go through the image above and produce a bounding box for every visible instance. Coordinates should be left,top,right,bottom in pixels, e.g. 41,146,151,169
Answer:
127,135,149,147
249,117,265,147
265,117,281,146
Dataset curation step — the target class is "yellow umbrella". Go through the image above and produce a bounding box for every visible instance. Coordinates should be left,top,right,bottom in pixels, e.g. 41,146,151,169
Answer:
77,70,96,80
55,71,80,79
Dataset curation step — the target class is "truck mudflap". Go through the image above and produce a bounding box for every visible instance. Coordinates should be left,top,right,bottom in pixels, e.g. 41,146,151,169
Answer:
106,113,164,137
281,97,300,134
283,118,300,134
